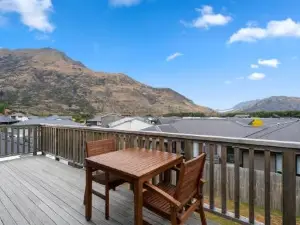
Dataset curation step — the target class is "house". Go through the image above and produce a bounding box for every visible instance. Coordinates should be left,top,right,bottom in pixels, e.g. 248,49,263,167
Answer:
10,113,29,122
108,117,152,131
86,113,123,127
143,117,300,176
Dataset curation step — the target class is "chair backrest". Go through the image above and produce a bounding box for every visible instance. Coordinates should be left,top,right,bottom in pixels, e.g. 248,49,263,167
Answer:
86,139,116,157
175,153,206,205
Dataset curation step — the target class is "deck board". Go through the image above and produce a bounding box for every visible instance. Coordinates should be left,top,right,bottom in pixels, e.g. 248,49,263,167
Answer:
0,156,212,225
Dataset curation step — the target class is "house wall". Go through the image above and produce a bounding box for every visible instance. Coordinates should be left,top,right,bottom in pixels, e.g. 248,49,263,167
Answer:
112,119,152,131
242,151,280,173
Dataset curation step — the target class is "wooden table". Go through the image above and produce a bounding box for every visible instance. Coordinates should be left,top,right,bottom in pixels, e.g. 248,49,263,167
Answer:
85,148,183,225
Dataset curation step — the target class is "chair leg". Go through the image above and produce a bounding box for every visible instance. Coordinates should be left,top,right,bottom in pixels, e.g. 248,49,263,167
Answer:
198,202,207,225
170,207,177,225
105,172,110,220
83,186,87,205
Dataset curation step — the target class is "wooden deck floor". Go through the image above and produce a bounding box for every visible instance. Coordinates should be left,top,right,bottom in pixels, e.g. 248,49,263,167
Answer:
0,156,214,225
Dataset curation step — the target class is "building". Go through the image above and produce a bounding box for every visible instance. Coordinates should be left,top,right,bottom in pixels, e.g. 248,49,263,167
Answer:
0,116,18,125
143,117,300,176
10,113,29,122
108,117,152,131
86,113,123,127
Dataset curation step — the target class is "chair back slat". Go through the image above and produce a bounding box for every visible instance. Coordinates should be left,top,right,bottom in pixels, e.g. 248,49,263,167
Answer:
175,153,206,204
86,139,116,157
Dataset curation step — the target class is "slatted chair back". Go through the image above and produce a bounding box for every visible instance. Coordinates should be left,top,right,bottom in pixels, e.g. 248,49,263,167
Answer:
175,153,206,205
86,139,116,158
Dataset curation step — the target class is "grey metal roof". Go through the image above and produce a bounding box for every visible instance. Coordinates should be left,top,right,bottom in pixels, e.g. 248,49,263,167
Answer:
142,124,179,133
170,119,263,137
87,113,121,122
13,118,84,127
0,116,18,123
247,120,300,142
157,117,181,125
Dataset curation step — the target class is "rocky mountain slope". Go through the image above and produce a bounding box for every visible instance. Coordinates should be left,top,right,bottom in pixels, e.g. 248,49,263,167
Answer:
0,48,212,115
233,96,300,112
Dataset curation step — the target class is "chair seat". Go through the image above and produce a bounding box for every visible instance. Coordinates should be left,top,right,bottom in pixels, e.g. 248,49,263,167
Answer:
143,182,177,219
92,171,125,187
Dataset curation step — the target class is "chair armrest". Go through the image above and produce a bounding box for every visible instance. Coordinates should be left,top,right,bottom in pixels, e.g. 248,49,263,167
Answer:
144,182,182,208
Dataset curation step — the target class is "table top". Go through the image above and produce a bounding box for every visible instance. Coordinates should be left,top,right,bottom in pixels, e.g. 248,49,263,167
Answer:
86,148,182,179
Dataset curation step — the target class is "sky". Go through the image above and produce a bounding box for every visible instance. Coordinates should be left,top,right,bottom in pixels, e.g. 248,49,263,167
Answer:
1,0,300,109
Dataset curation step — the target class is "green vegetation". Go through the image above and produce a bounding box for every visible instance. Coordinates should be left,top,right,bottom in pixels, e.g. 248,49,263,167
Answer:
72,113,93,123
0,102,8,114
163,112,206,117
163,111,300,118
223,110,300,118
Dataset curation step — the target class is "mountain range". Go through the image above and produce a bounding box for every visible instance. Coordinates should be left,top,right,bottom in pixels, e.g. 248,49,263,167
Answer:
0,48,212,115
229,96,300,112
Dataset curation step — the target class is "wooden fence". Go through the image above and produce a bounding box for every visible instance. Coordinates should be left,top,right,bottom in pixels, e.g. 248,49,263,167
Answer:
203,163,300,216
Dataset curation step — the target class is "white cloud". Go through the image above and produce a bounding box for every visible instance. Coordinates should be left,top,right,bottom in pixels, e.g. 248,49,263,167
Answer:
229,18,300,43
0,0,54,32
0,14,8,26
248,73,266,80
258,59,280,68
181,5,232,29
166,52,183,62
224,80,232,84
250,64,259,69
109,0,140,7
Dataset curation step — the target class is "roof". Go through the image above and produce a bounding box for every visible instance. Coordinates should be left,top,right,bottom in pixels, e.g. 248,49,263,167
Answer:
12,118,84,127
87,113,121,122
108,117,148,128
0,116,18,123
142,117,300,142
157,117,181,125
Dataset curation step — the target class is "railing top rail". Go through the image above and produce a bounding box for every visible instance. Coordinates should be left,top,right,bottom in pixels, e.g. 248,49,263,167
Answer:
40,123,300,150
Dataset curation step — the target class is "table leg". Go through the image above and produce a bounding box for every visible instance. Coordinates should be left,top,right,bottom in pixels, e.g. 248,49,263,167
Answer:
134,180,143,225
85,165,92,221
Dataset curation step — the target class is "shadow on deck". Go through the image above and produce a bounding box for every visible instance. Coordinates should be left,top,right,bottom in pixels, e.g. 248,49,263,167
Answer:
0,156,214,225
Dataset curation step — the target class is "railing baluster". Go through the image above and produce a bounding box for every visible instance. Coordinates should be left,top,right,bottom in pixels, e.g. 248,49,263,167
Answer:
159,137,165,182
164,140,172,182
221,145,227,214
248,148,255,223
282,151,296,225
0,127,2,156
184,140,193,160
234,147,240,219
264,150,271,225
33,127,37,155
73,129,76,164
209,144,215,210
4,127,8,156
28,127,31,153
11,127,14,155
145,137,150,150
23,127,26,154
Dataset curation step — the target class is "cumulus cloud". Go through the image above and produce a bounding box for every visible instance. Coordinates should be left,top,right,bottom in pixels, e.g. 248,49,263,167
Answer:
251,64,259,69
248,73,266,80
0,0,54,32
166,52,183,62
229,18,300,43
181,5,232,29
109,0,140,7
258,59,280,68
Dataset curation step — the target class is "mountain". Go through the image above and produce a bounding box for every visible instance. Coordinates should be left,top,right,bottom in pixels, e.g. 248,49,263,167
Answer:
232,96,300,112
232,99,261,111
0,48,212,115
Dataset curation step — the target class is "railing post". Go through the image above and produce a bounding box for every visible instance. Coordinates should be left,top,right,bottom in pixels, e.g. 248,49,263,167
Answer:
55,128,59,161
282,151,296,225
33,126,37,156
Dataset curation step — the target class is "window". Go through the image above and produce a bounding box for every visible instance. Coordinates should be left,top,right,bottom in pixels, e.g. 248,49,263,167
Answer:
275,153,282,173
297,155,300,176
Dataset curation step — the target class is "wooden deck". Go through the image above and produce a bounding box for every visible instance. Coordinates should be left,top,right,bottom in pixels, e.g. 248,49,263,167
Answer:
0,156,214,225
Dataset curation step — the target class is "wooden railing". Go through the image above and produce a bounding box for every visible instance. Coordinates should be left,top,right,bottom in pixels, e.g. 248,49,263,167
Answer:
0,123,299,225
0,125,40,157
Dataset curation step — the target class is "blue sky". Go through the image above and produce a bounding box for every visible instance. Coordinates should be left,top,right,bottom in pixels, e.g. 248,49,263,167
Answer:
1,0,300,109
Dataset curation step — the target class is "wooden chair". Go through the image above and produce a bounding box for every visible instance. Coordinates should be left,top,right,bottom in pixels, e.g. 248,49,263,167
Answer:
143,153,207,225
83,139,126,220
